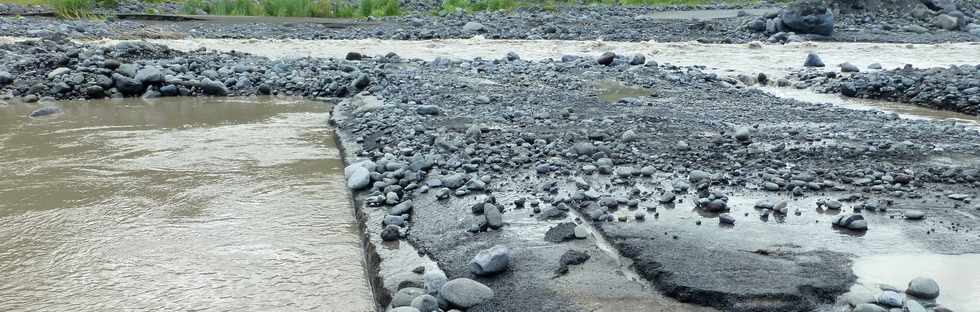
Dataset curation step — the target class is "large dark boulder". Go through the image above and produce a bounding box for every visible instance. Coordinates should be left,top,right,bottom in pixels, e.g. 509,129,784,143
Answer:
780,0,835,36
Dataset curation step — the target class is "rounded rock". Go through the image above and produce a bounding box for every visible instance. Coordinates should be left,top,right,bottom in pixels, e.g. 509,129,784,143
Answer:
906,277,939,299
439,278,494,308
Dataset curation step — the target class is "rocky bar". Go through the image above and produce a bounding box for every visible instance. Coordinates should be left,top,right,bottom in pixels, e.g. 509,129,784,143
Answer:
1,0,979,310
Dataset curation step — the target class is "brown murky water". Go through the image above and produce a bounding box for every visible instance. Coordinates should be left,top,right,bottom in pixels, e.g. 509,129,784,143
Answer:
0,97,374,311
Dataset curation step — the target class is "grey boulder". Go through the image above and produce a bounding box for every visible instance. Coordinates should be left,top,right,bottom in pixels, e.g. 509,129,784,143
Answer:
804,52,825,67
199,78,228,96
346,165,371,190
832,213,867,231
423,269,448,294
906,277,940,299
469,245,511,276
391,287,426,307
779,0,834,35
852,303,887,312
135,67,164,84
439,278,494,308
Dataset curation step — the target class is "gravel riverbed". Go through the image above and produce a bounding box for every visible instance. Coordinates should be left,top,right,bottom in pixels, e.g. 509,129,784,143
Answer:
2,15,979,312
789,64,980,116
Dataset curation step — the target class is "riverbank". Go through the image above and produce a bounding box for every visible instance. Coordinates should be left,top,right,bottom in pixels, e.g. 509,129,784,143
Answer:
3,36,980,311
2,3,979,43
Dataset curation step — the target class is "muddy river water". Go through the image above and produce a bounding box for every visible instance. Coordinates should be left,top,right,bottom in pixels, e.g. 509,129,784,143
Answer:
0,97,374,311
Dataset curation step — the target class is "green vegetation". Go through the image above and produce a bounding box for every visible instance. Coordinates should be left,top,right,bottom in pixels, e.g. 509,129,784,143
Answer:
47,0,95,18
178,0,400,17
45,0,118,18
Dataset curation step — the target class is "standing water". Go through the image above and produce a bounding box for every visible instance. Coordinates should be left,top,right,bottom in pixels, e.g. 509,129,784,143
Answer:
0,97,374,311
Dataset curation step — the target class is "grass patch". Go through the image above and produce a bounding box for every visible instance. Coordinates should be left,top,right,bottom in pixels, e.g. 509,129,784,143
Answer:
48,0,95,18
179,0,400,17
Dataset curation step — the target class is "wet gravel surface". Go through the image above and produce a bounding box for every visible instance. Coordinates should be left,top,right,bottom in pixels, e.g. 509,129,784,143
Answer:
328,51,980,311
4,39,980,312
2,5,978,43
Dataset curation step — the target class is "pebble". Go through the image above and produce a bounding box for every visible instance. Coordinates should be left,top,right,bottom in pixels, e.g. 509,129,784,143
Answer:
903,210,925,220
719,213,736,225
573,225,589,239
832,213,868,231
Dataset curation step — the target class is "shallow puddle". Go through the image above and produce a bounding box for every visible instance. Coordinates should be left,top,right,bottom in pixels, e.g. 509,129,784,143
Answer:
852,254,980,312
0,97,374,311
595,80,655,103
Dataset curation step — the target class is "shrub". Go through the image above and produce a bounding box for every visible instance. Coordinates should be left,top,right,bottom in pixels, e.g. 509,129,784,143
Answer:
48,0,96,18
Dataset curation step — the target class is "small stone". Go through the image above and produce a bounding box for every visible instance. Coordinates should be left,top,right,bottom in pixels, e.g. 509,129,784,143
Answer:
719,213,735,225
46,67,70,79
628,54,645,65
903,210,925,220
345,52,363,60
573,225,589,239
484,203,503,229
28,106,62,118
416,105,442,115
734,127,751,142
462,21,486,32
840,62,860,73
833,213,868,231
905,300,926,312
544,222,578,243
824,200,842,210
